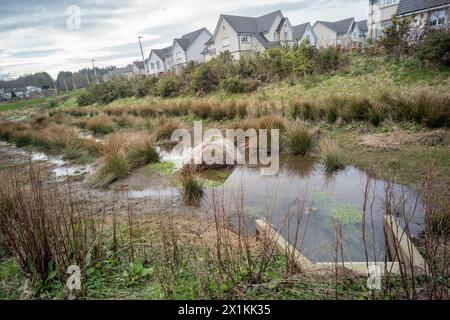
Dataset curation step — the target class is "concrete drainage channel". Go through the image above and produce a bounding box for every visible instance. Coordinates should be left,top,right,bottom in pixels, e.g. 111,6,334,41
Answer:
255,216,426,276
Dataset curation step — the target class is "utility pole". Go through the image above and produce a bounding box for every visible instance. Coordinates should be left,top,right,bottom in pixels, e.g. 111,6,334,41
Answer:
138,36,147,74
85,70,90,86
92,59,100,84
72,77,77,90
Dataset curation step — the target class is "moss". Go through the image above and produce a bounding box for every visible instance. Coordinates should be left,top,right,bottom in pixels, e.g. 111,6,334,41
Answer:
329,203,363,225
144,161,176,176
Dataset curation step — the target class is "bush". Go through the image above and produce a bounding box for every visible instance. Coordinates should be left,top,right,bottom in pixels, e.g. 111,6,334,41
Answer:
415,31,450,66
134,75,159,97
77,76,134,106
283,123,315,156
221,76,258,94
189,64,219,94
156,75,184,97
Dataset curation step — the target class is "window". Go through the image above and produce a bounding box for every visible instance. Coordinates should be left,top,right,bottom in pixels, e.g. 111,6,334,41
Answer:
284,31,288,40
382,0,398,7
239,35,250,44
305,35,311,42
336,34,343,40
150,63,155,69
430,10,446,26
222,37,230,48
176,52,182,60
156,61,161,68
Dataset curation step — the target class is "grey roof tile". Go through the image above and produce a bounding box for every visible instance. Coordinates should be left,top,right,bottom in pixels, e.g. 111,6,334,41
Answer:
220,10,283,49
153,46,172,60
357,19,368,32
315,17,355,34
293,22,309,40
396,0,450,16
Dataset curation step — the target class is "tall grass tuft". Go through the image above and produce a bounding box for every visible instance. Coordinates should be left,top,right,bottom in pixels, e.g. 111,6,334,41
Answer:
154,117,182,141
92,132,159,187
283,123,315,156
0,163,106,292
319,138,345,172
86,114,116,135
93,134,131,187
179,165,204,205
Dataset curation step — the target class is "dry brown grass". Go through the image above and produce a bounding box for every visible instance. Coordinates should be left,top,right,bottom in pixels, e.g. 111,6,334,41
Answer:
86,114,116,135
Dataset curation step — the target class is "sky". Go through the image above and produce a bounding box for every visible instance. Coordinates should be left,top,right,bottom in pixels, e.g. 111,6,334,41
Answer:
0,0,368,80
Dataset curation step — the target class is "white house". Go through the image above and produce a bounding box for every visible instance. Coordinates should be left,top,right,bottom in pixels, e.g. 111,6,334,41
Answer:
368,0,401,39
202,10,295,62
395,0,450,33
147,46,172,76
293,22,317,45
168,28,212,73
313,17,368,48
369,0,450,39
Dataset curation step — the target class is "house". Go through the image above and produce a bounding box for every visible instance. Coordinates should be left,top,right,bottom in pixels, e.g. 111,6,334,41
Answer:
293,22,317,45
147,46,172,75
396,0,450,32
368,0,450,39
103,65,134,81
168,28,212,73
132,61,146,75
368,0,401,39
202,10,294,62
313,17,368,48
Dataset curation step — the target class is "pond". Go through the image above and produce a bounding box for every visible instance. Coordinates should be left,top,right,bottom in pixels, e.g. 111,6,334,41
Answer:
202,156,424,263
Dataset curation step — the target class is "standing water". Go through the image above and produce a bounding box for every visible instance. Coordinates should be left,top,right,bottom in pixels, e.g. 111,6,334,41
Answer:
203,156,424,263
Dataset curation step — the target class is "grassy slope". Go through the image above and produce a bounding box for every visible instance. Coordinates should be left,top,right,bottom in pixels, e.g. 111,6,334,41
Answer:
103,55,450,186
0,90,79,113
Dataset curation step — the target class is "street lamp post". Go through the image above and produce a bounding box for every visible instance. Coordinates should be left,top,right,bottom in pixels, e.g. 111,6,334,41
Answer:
138,36,147,75
92,59,100,84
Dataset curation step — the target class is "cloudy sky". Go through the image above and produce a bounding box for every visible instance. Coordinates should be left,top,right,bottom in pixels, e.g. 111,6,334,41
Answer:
0,0,368,80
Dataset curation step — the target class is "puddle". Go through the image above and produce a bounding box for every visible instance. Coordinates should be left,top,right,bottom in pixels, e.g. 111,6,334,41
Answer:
128,187,179,199
51,164,93,178
203,156,424,263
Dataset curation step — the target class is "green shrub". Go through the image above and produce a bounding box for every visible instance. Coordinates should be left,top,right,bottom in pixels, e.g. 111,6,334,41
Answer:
221,76,258,94
134,75,159,97
415,31,450,66
189,64,219,94
156,75,184,97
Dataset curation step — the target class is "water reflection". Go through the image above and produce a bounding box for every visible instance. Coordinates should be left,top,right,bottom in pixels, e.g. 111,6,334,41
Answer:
204,156,424,263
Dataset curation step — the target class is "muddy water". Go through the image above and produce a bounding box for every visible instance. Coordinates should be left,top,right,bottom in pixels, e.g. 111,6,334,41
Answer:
204,156,424,263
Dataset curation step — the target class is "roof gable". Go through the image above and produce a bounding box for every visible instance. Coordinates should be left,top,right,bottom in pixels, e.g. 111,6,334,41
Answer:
293,22,309,40
256,10,283,33
314,17,355,34
356,20,368,32
396,0,450,16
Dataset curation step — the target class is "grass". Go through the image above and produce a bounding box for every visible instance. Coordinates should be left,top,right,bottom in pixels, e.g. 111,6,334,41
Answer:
319,138,345,172
283,123,316,156
92,132,160,187
144,161,176,176
179,166,204,205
